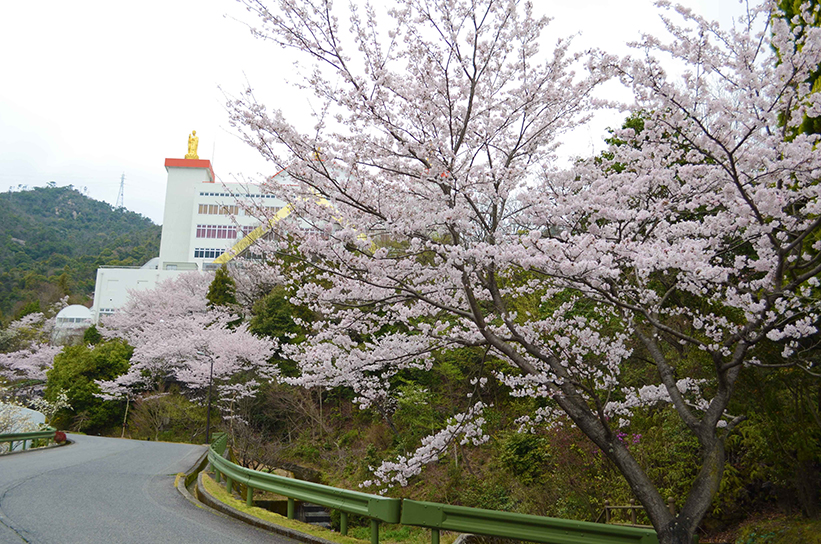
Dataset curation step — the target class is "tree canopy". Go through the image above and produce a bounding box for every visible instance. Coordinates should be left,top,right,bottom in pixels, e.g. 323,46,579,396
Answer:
229,1,821,543
97,273,276,415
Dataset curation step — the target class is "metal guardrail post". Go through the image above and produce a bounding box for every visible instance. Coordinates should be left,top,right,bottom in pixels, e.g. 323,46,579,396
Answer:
340,511,348,535
246,485,254,506
287,498,295,519
431,528,440,544
226,476,233,494
370,519,379,544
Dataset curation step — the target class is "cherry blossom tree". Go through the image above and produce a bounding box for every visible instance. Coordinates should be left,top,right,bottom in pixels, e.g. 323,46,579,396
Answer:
0,390,37,437
0,344,63,386
0,299,66,397
97,273,276,416
230,1,821,542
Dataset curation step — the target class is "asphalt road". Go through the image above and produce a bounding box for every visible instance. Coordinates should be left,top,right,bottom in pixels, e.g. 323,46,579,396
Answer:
0,434,297,544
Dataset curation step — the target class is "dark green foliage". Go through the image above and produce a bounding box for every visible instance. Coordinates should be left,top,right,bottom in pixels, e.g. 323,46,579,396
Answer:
604,113,646,147
736,516,821,544
0,185,160,318
446,470,517,512
14,300,41,320
249,286,314,376
46,339,132,433
206,265,237,307
630,409,701,503
499,433,551,485
129,390,208,443
82,325,103,345
726,354,821,518
391,381,439,442
249,286,312,341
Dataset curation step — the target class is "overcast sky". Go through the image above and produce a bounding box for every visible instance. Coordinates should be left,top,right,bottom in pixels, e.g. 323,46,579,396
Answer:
0,0,751,224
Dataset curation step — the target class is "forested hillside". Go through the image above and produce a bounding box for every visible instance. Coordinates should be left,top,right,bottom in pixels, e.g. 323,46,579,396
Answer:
0,185,161,320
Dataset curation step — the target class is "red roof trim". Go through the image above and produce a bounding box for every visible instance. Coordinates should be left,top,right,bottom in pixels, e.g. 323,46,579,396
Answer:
164,158,215,183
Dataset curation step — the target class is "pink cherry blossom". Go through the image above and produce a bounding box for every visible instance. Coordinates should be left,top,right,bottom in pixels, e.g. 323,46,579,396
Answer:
229,1,821,542
97,273,276,411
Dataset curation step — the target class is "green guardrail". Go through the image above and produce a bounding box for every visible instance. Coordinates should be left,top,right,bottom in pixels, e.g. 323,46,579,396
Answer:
211,432,228,456
401,499,660,544
207,436,401,544
207,434,661,544
0,426,57,453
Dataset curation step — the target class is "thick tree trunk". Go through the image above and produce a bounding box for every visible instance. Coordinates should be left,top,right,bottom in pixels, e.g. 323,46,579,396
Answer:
550,376,728,544
656,525,697,544
654,436,727,544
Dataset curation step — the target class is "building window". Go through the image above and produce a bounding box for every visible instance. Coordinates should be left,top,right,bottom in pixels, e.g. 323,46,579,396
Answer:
194,248,224,259
195,224,241,239
242,205,282,216
198,204,239,215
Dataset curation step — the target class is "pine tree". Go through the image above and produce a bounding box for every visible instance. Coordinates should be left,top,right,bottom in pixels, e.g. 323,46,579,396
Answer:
206,266,237,307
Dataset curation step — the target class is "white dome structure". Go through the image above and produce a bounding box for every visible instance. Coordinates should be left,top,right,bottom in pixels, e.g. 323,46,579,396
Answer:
51,305,93,345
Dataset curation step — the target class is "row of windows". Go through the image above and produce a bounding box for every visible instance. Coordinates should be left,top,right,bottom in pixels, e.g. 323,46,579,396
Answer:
198,204,240,215
195,225,257,239
195,228,328,260
240,205,283,216
198,204,283,216
56,317,92,323
194,248,225,259
200,192,280,199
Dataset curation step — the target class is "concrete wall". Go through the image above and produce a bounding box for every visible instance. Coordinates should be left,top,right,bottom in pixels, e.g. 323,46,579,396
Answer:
90,268,183,324
159,159,215,267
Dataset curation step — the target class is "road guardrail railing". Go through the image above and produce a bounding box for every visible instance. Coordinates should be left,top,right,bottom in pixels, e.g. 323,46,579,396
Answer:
207,435,401,544
207,434,661,544
0,426,58,453
400,499,660,544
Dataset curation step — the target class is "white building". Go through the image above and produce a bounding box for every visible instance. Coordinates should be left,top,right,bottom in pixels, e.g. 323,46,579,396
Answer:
52,304,94,345
91,155,288,323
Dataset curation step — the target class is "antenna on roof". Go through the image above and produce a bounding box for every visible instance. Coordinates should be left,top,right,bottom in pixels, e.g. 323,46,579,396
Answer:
116,173,125,209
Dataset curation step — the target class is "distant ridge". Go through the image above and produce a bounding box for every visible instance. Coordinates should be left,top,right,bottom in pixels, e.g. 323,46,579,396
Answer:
0,185,161,320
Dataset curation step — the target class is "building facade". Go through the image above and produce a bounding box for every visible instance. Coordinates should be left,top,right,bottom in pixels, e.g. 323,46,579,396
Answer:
90,155,287,323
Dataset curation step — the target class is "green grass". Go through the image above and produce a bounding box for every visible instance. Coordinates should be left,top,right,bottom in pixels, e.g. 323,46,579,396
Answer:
735,516,821,544
201,472,365,544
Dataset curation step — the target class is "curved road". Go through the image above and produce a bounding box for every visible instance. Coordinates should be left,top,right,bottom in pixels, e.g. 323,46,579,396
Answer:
0,434,296,543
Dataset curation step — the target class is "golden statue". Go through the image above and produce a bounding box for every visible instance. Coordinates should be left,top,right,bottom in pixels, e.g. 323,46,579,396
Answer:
185,130,199,159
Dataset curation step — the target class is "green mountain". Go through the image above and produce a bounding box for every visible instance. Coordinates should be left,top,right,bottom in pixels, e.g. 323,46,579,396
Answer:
0,185,161,320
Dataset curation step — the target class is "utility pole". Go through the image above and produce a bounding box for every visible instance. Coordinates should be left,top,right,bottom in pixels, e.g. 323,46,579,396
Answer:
116,173,125,209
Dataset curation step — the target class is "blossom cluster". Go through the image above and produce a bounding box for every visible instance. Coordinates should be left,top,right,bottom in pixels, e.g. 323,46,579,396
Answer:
97,273,276,410
361,401,489,491
228,0,821,533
